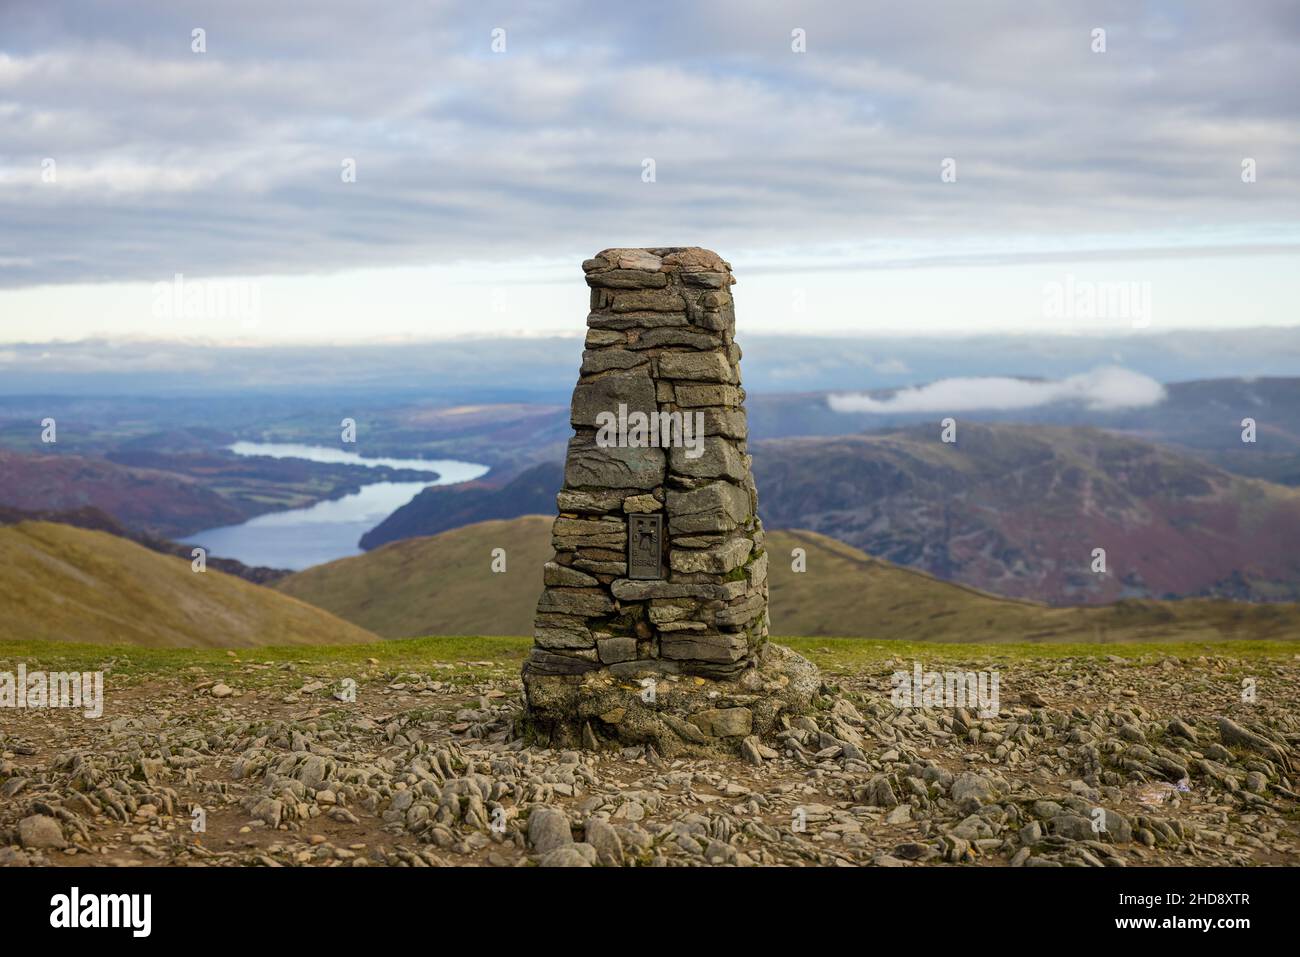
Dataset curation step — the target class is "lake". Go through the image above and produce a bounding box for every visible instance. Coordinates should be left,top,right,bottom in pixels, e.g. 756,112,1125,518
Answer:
182,442,489,570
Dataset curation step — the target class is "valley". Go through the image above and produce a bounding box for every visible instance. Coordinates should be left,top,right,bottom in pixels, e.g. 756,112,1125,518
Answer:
4,373,1300,619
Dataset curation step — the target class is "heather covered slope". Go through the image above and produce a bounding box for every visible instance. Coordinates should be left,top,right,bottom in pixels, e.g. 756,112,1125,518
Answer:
0,522,378,647
753,423,1300,604
0,450,246,538
340,423,1300,607
0,446,444,541
768,529,1300,642
276,517,1300,642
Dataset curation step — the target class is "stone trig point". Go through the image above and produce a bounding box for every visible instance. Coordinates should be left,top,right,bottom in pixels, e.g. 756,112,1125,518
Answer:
522,247,819,754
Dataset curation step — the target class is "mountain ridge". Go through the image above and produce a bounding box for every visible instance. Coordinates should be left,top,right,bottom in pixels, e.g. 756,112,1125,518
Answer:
321,423,1300,605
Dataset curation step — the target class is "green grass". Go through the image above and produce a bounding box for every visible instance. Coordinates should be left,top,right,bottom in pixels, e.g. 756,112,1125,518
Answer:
0,634,527,677
782,636,1300,675
2,634,1296,682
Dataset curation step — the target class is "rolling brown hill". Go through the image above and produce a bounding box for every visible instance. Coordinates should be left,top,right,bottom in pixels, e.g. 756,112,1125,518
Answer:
275,516,1300,642
277,516,555,639
0,521,378,647
0,503,286,584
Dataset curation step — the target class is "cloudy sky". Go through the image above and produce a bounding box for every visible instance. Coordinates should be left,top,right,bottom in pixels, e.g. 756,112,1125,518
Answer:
1,0,1298,342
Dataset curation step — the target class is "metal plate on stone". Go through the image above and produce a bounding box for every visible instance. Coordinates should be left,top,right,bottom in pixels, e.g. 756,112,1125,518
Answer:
628,513,663,580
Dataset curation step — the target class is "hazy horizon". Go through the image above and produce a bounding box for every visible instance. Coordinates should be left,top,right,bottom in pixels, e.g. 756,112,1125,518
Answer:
4,328,1298,399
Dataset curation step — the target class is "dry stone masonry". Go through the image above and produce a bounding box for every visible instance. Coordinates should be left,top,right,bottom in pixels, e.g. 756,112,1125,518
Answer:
522,247,819,754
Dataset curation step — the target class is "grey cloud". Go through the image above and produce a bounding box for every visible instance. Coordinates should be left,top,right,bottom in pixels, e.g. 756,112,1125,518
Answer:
0,0,1298,289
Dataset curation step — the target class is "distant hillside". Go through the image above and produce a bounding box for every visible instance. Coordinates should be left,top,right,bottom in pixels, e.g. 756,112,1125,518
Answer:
0,450,247,538
279,516,555,638
766,529,1300,642
0,444,445,541
1141,378,1300,487
0,504,287,584
0,522,377,647
360,463,563,550
749,376,1300,487
277,517,1300,642
346,423,1300,606
753,423,1300,604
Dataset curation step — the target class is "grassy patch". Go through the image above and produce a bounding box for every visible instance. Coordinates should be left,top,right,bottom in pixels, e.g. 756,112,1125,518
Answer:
0,635,531,679
1,634,1295,681
780,636,1300,676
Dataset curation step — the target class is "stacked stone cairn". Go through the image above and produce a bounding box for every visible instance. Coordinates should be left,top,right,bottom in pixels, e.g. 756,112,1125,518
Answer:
522,247,819,754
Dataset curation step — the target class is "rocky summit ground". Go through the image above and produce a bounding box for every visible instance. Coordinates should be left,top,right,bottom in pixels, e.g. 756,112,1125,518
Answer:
1,637,1298,868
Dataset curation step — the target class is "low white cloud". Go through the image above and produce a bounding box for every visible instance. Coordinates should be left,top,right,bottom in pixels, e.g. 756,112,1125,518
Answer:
828,367,1167,414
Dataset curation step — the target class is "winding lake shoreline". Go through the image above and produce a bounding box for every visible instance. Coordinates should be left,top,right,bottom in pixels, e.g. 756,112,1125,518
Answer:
182,443,489,570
